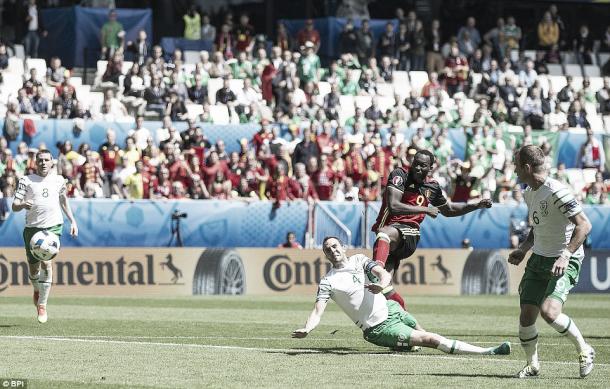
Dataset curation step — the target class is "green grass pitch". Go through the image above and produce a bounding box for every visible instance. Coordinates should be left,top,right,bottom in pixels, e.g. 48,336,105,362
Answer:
0,294,608,388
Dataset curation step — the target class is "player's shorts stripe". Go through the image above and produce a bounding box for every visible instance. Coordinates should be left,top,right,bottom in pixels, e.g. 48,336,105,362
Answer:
379,209,390,227
559,318,572,334
449,340,456,354
519,334,538,343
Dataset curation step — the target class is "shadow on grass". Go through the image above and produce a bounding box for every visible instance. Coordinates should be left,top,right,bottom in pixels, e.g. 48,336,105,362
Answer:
270,347,389,356
397,372,584,380
0,324,19,328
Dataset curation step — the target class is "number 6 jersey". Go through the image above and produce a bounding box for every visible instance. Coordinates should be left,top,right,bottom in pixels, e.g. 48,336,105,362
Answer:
14,174,66,228
523,177,584,260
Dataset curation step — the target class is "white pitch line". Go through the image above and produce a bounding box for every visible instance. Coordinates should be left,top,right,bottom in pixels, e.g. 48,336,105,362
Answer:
0,336,608,367
1,335,609,348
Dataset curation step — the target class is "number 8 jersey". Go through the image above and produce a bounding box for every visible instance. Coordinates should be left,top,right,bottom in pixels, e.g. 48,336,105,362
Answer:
14,174,66,228
523,177,584,260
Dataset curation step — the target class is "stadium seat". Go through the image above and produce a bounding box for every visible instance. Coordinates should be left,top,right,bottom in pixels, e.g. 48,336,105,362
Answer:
229,79,244,95
377,96,394,112
470,73,483,92
182,63,195,75
184,50,200,64
25,58,47,81
588,76,604,92
209,104,230,124
582,168,597,184
588,113,604,131
121,61,134,75
409,71,428,96
354,95,372,111
185,103,204,119
537,75,550,95
338,95,355,126
207,78,223,104
462,98,477,123
7,57,24,76
0,73,22,103
564,64,583,77
598,53,610,68
561,51,578,64
392,71,410,97
523,50,537,61
583,65,600,77
376,82,394,97
13,44,25,60
548,75,567,93
317,81,331,98
95,60,108,86
510,49,519,62
70,76,83,88
88,91,104,112
75,85,90,107
572,76,583,92
604,116,610,132
547,64,563,76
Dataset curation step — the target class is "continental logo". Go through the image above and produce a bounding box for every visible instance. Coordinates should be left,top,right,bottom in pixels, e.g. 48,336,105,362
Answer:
0,253,185,292
263,255,433,291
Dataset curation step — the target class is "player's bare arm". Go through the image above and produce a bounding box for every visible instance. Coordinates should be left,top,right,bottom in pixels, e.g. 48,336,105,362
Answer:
438,198,492,218
552,212,592,277
387,186,438,218
292,299,328,338
59,192,79,237
365,263,392,294
11,198,33,212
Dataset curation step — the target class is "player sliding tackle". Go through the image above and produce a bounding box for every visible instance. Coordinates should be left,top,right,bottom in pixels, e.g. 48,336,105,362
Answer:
509,145,594,378
12,150,78,323
292,236,511,356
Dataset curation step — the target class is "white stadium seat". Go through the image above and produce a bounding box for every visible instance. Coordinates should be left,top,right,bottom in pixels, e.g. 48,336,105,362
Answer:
338,95,355,126
354,95,372,111
209,104,230,124
184,51,200,64
25,58,47,81
564,64,582,77
7,57,24,76
548,75,567,93
588,76,604,92
583,65,600,77
409,71,429,96
317,81,331,98
185,103,204,119
206,78,223,105
547,64,563,76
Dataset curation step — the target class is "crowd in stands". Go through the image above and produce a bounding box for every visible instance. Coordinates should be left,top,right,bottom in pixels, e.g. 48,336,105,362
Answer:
1,4,610,209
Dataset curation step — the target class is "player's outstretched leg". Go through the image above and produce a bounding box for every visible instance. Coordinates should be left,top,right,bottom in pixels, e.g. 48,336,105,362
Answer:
373,229,408,310
409,330,511,356
541,298,595,378
36,261,53,324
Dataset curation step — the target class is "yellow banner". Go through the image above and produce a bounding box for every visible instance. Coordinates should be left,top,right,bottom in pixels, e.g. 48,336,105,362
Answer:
0,248,524,296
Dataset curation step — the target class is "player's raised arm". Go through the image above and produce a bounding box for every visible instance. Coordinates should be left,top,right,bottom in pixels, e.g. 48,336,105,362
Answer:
12,178,32,212
59,187,78,237
364,260,392,294
438,198,492,217
292,299,328,338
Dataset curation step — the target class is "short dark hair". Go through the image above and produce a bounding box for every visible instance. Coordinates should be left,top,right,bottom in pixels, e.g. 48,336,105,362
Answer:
415,149,435,165
36,149,52,159
517,145,545,168
322,236,342,247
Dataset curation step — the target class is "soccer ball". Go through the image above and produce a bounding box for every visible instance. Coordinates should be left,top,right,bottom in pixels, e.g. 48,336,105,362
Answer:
30,231,61,261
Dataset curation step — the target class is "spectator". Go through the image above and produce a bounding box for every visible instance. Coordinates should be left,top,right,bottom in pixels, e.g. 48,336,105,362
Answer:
234,14,255,53
201,13,216,42
296,19,320,52
396,22,411,71
567,100,590,129
443,44,469,96
125,30,150,66
100,9,124,60
426,19,443,73
578,129,604,171
548,104,568,131
183,5,201,40
538,11,559,51
484,18,505,59
46,57,65,87
102,51,123,84
339,19,358,55
502,16,522,54
457,17,481,52
0,43,9,70
216,24,234,59
278,231,303,249
377,22,396,60
298,41,321,84
410,20,427,71
215,77,237,105
574,25,594,65
144,76,167,117
356,19,374,64
597,77,610,115
23,0,47,58
292,126,319,168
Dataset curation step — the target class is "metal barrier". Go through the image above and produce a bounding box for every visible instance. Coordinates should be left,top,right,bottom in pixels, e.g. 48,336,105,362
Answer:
363,202,380,249
312,202,352,248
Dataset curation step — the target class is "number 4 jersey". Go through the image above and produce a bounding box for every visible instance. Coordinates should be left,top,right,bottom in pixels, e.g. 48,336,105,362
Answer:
14,174,66,228
524,177,584,260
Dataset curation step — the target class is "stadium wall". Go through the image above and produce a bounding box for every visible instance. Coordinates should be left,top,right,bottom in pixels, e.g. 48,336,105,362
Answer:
1,248,607,297
1,200,609,249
